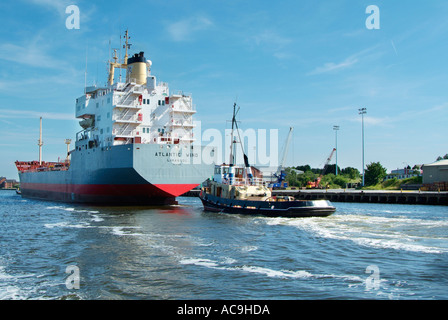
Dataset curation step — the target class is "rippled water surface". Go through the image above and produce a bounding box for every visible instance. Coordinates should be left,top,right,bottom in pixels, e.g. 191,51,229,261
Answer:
1,190,447,299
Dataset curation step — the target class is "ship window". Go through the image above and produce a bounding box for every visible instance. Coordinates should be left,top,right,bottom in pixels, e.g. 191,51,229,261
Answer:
96,102,99,108
107,97,111,104
97,115,101,121
100,129,103,134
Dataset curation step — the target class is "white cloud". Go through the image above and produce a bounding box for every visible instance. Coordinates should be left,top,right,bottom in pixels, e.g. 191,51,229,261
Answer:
23,0,72,16
166,16,213,42
307,56,358,75
0,109,75,121
307,45,382,76
252,30,292,47
0,42,70,70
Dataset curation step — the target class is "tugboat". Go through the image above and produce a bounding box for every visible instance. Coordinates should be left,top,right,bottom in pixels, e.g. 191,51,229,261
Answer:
199,104,336,218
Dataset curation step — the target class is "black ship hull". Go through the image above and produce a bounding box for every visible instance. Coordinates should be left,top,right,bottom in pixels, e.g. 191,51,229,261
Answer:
200,192,336,218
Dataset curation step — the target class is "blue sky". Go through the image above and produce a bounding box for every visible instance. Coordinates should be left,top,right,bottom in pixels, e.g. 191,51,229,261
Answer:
1,0,448,179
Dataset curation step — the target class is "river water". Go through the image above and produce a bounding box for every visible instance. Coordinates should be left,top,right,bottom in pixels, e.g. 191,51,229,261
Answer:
1,190,447,300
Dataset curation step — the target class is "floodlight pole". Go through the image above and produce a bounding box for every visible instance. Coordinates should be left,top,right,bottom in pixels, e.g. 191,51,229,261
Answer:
358,108,367,186
333,125,339,175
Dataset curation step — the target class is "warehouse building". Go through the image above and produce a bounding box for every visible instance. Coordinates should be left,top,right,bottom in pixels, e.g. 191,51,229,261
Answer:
422,159,448,191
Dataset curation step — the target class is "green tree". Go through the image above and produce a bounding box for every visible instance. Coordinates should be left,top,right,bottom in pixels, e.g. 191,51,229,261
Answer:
285,168,299,187
364,162,387,186
326,164,341,176
333,175,349,188
296,165,311,172
341,167,360,180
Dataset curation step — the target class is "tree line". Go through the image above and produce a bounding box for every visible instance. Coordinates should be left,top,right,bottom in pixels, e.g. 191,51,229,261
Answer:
285,161,391,189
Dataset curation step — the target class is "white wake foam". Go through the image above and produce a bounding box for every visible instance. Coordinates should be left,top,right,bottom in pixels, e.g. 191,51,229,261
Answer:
262,214,448,254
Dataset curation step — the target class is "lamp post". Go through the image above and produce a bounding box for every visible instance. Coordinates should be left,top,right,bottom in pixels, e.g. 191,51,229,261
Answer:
358,108,367,186
333,125,339,175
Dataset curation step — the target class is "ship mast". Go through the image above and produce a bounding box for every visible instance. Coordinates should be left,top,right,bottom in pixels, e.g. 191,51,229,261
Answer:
228,103,254,185
38,117,43,165
107,29,132,85
229,103,237,166
123,29,131,65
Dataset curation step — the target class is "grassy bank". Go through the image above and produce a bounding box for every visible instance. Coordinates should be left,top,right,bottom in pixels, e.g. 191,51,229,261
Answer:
362,176,422,190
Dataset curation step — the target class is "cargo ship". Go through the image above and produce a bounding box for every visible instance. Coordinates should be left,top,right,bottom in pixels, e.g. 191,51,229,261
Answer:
15,31,215,205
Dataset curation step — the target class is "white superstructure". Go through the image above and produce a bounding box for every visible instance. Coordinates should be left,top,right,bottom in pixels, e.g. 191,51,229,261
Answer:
75,31,195,149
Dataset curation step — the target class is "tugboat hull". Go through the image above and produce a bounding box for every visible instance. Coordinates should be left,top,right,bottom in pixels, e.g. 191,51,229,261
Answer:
200,192,336,218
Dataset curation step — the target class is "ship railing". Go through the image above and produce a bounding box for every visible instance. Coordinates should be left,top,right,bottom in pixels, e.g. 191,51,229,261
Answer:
112,127,136,137
76,128,93,142
170,99,196,113
170,120,195,127
116,83,146,106
223,177,265,186
117,92,138,107
154,136,181,144
171,90,192,97
114,108,132,121
132,85,145,94
15,161,70,173
112,113,141,123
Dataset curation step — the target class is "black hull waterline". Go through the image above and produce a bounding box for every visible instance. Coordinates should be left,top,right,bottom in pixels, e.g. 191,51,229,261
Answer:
200,194,336,218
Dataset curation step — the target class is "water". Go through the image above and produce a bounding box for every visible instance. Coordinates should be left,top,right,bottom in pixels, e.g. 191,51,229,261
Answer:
1,190,447,300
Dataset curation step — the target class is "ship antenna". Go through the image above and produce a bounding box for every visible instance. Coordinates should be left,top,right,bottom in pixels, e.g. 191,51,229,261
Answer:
119,31,122,81
84,44,88,94
233,106,250,167
38,117,43,165
229,103,237,166
123,29,132,65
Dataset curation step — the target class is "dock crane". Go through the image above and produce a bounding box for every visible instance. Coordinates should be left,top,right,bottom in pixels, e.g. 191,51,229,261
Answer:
306,148,336,189
269,127,294,189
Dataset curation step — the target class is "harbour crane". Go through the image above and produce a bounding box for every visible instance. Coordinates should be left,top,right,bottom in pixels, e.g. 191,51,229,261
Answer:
269,127,294,189
306,147,336,189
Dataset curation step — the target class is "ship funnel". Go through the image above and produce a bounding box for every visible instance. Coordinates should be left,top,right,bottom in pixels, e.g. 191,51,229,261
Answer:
126,51,147,85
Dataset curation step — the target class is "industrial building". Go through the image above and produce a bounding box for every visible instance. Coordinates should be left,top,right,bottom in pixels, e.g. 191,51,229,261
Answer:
422,159,448,191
